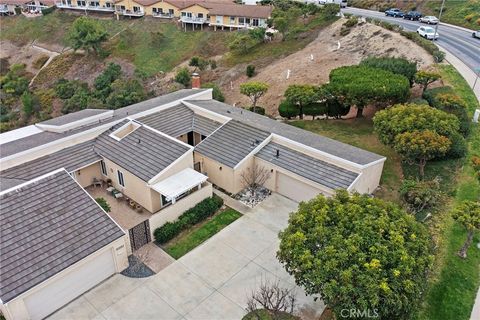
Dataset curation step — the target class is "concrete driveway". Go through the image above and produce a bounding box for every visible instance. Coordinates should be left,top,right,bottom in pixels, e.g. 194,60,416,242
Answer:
49,194,325,320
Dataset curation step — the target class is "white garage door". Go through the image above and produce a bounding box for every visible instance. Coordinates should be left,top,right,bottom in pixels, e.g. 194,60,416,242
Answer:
24,249,116,320
276,172,322,202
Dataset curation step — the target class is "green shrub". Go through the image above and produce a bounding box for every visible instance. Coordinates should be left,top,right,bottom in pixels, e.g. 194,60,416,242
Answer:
201,83,225,102
399,31,445,62
339,27,351,36
209,59,217,70
154,196,224,244
94,63,122,99
32,55,49,69
423,86,454,104
55,78,86,100
246,65,256,77
41,6,55,15
278,99,299,119
21,91,39,116
409,98,429,105
175,67,191,87
445,132,468,159
400,178,442,214
248,106,265,115
95,197,111,212
343,16,358,28
304,102,327,119
360,57,417,86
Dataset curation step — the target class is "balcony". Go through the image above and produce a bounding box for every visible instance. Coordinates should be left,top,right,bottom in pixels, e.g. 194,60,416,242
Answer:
115,9,144,16
180,16,206,24
56,3,115,11
152,12,174,18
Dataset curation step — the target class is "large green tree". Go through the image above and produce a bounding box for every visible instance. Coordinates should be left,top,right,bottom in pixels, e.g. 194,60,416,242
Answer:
284,84,318,119
329,65,410,117
360,57,417,86
394,130,451,177
373,104,460,146
68,16,108,54
278,190,433,319
240,81,269,113
452,201,480,259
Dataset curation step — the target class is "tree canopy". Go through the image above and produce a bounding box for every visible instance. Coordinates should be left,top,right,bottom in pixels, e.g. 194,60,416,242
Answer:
278,190,433,319
360,57,417,86
373,104,459,146
329,65,410,117
284,84,318,119
68,16,108,54
415,70,441,93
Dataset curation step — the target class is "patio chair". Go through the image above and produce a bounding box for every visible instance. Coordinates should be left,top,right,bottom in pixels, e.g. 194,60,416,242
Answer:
92,177,102,188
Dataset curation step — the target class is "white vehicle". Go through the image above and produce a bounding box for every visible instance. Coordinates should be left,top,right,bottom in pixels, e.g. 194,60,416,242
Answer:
473,30,480,39
319,0,347,8
417,26,439,40
419,15,439,24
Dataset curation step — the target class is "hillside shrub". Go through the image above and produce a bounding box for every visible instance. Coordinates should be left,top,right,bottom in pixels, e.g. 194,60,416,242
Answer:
445,132,468,159
154,196,224,244
21,91,38,116
400,178,442,214
409,98,429,105
248,106,265,115
304,102,327,119
399,31,445,62
32,55,49,69
175,67,191,87
201,83,225,102
343,16,358,28
360,57,417,86
246,65,256,77
278,99,299,119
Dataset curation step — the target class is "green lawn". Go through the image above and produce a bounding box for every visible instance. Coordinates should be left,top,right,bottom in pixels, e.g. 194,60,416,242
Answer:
164,208,241,259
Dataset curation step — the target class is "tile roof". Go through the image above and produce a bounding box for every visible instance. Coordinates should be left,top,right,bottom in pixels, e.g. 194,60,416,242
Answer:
0,140,100,191
0,89,207,159
207,3,272,18
194,120,270,168
0,170,124,303
38,109,110,127
94,122,191,182
186,100,384,166
256,142,359,190
137,104,221,137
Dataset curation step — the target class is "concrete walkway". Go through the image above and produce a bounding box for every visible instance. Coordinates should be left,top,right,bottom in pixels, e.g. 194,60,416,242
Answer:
49,194,324,320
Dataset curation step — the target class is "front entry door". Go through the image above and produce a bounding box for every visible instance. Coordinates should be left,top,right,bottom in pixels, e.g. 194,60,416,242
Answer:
129,220,151,251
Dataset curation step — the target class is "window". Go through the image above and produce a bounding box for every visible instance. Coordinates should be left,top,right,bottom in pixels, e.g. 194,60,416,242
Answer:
252,18,259,27
76,0,85,6
100,160,107,176
181,11,186,17
239,17,245,25
245,18,250,24
105,2,111,7
117,170,125,187
216,15,223,24
187,12,192,18
168,8,174,15
133,6,140,12
197,13,203,18
230,16,235,24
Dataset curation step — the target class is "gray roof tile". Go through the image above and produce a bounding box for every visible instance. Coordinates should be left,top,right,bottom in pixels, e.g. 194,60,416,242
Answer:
94,122,190,182
194,120,270,168
0,140,100,191
0,170,124,303
185,100,384,166
38,109,111,126
256,142,359,190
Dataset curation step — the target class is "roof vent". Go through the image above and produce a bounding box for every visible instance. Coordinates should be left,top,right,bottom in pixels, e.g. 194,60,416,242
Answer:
275,149,280,158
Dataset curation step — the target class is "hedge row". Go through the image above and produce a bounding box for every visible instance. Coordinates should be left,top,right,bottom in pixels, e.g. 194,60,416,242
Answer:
399,31,446,62
153,196,224,244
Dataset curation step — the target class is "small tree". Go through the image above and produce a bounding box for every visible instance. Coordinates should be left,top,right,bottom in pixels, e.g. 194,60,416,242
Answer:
415,70,441,93
240,163,271,196
284,84,318,119
400,178,443,214
278,190,433,319
106,78,145,109
95,197,111,212
246,280,297,319
394,130,451,178
246,65,256,77
21,91,39,117
240,81,269,113
452,201,480,259
273,16,289,40
278,99,299,119
68,16,108,55
175,67,191,87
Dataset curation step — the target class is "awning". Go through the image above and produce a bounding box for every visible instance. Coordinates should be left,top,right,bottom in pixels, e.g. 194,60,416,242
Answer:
150,168,208,200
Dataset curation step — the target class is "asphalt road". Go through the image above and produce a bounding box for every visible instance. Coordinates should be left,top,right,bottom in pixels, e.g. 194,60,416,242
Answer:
343,7,480,73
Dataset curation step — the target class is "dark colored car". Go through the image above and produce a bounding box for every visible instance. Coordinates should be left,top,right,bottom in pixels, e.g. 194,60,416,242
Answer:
385,8,404,17
403,11,422,20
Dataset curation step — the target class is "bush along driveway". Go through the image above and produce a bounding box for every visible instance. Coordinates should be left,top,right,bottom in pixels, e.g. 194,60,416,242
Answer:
49,194,325,320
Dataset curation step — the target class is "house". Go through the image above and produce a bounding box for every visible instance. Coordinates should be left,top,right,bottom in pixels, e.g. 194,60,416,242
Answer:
0,82,385,319
55,0,115,13
0,169,128,320
0,0,54,14
207,2,271,30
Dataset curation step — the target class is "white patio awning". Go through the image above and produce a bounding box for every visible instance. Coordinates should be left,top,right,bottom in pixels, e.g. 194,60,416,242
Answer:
150,168,208,199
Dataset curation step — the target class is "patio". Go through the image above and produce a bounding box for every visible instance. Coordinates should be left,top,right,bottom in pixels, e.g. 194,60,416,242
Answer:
86,186,152,230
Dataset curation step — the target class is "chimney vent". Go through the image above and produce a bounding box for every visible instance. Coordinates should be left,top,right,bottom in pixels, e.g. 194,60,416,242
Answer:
192,72,201,89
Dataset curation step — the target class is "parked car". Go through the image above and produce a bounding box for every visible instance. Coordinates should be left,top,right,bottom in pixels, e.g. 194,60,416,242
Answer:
419,15,439,24
473,30,480,39
417,26,439,40
403,11,422,20
385,8,404,17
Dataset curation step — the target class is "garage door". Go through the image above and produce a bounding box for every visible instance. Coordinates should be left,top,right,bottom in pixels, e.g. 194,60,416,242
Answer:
24,249,116,320
276,172,322,202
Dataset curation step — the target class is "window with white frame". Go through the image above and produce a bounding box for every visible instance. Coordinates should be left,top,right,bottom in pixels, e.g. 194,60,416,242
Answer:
100,160,107,176
117,170,125,187
252,18,259,27
230,16,235,24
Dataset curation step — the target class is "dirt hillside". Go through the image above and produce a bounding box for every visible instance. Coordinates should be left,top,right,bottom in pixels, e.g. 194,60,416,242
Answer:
221,19,434,116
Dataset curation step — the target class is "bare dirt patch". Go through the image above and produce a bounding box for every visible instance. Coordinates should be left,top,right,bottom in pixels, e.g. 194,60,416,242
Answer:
0,40,57,75
221,20,434,116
